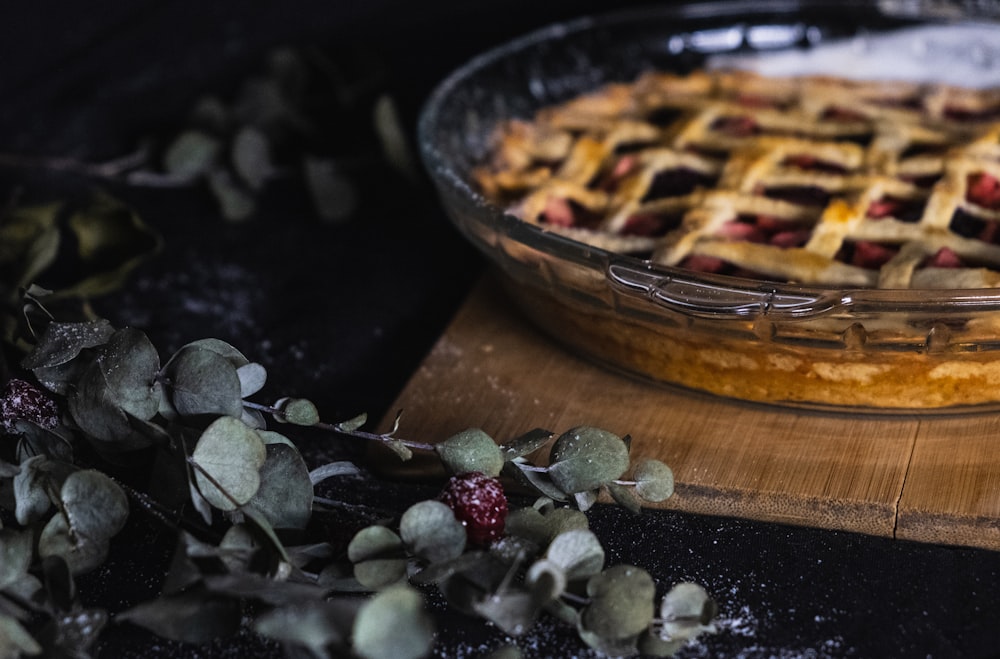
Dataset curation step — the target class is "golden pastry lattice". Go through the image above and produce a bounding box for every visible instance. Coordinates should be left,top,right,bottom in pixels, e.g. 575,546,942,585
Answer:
474,70,1000,288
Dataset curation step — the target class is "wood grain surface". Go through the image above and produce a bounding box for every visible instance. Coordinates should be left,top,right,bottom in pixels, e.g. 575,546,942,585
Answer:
377,276,1000,551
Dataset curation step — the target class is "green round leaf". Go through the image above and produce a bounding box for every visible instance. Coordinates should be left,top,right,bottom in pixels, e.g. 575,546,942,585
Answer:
435,428,504,477
68,328,162,445
59,469,129,540
547,427,630,495
526,558,566,603
348,526,407,590
659,582,717,643
275,397,320,426
164,130,221,178
245,442,313,530
163,345,244,418
633,459,675,503
191,416,267,511
399,500,465,563
545,529,605,581
22,319,115,370
36,469,130,574
254,600,355,654
352,585,434,659
38,514,108,575
582,565,655,640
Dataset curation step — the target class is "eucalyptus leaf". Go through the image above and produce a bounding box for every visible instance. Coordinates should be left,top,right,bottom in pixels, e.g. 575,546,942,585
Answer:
399,500,465,564
352,585,434,659
67,328,161,447
236,362,267,397
191,416,267,511
0,529,33,590
547,427,630,495
309,460,360,485
435,428,504,477
503,458,567,502
658,582,717,643
254,601,359,656
572,490,598,513
163,345,244,418
0,613,42,657
337,412,367,432
208,168,256,222
163,130,221,179
232,126,274,190
409,551,488,586
545,529,605,582
581,565,655,640
180,338,251,367
61,195,162,298
633,459,675,503
13,455,69,525
202,573,325,606
38,514,108,575
275,397,320,426
0,201,60,296
14,421,74,462
483,647,523,659
303,156,358,223
348,526,407,590
21,319,114,370
245,442,313,530
117,590,242,644
501,428,554,460
59,469,129,541
605,481,642,515
472,589,541,637
525,558,566,604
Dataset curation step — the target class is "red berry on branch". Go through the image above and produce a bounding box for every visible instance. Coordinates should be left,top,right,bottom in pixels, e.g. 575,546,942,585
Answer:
1,378,60,435
438,471,509,547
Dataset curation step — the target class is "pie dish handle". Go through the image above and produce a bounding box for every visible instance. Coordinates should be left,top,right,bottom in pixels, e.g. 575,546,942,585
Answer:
605,262,845,321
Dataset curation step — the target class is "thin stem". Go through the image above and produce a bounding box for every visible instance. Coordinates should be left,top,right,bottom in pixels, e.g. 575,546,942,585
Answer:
243,400,436,451
186,456,246,510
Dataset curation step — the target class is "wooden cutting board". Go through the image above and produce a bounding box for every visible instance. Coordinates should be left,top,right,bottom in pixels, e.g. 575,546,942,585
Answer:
377,276,1000,552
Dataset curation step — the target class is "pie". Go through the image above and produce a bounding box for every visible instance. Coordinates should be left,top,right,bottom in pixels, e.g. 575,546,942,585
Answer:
475,69,1000,289
471,69,1000,409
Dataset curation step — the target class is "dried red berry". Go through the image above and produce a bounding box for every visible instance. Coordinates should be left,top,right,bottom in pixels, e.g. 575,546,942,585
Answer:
438,471,508,547
1,378,59,435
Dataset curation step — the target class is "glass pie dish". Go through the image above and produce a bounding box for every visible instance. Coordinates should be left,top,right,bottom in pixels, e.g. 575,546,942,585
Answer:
418,0,1000,413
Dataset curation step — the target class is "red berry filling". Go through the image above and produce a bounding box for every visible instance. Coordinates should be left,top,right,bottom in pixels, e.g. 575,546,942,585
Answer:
966,172,1000,210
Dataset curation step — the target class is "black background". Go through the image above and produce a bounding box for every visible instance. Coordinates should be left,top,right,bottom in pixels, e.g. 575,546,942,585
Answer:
4,2,1000,658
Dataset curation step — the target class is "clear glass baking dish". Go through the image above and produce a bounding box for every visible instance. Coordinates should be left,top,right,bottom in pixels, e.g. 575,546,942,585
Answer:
418,0,1000,413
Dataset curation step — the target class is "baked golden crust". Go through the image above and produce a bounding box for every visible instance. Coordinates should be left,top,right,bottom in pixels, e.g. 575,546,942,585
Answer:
476,69,1000,290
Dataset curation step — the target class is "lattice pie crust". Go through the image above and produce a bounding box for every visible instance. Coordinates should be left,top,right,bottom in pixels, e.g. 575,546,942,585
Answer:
474,70,1000,409
476,69,1000,289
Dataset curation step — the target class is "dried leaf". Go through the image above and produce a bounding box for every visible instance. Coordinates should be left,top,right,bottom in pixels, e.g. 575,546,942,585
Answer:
545,529,604,582
231,126,274,190
163,345,244,418
117,590,242,644
191,417,267,511
633,459,675,503
245,442,313,530
435,428,504,477
547,427,630,495
163,130,221,179
303,157,357,223
399,500,465,564
309,461,360,485
21,320,114,370
582,565,655,640
352,585,434,659
207,168,256,222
